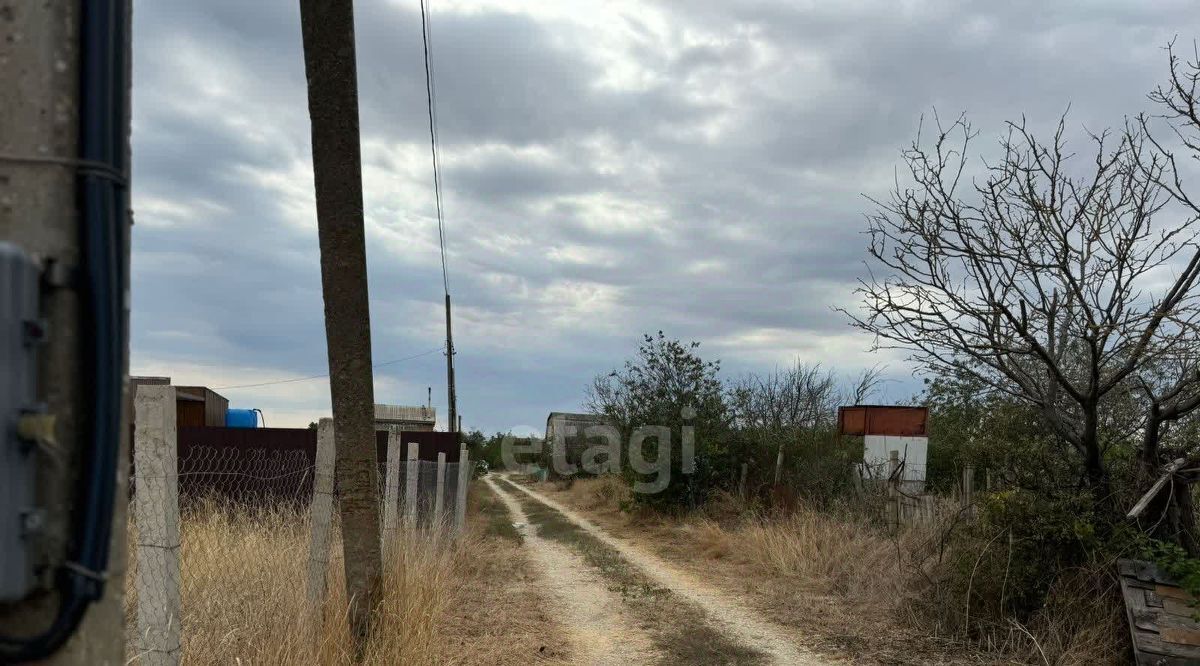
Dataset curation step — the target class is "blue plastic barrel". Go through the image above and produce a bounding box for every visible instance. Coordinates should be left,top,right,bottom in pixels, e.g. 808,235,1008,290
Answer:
225,408,259,428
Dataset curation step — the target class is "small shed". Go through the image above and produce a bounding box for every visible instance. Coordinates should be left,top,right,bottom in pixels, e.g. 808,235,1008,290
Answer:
839,405,930,492
545,412,613,442
131,377,229,428
176,386,229,428
374,404,436,433
544,412,617,478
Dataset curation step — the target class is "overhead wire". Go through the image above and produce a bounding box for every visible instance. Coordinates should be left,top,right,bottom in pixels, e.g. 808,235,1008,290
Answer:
418,0,460,431
220,3,454,403
213,345,446,390
419,0,450,296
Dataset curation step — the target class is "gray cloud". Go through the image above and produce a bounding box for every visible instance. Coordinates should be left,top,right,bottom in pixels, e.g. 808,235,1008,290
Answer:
130,0,1200,430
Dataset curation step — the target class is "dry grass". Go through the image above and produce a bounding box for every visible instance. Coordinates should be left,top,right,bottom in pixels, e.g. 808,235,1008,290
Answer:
549,477,911,593
549,474,630,513
673,499,967,663
931,562,1127,665
689,508,911,598
125,484,566,665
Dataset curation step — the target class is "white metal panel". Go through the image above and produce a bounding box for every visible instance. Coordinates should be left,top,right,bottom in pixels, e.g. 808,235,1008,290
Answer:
863,435,928,490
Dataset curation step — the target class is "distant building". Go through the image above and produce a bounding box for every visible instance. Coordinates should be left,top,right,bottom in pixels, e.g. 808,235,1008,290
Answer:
131,376,230,428
544,412,616,478
374,403,437,433
544,412,612,443
838,404,929,493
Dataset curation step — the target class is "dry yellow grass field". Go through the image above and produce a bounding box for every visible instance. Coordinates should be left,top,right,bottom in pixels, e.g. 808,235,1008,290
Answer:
124,483,566,665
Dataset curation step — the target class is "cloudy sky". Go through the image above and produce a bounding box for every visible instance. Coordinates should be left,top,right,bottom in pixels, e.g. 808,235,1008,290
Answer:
129,0,1196,432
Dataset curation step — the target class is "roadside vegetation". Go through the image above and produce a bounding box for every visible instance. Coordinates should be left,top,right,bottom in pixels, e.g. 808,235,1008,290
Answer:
561,331,1133,663
541,474,1123,665
124,485,567,665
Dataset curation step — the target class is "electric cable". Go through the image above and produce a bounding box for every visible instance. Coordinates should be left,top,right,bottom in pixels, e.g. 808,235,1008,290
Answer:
0,0,127,659
419,0,449,296
212,345,446,390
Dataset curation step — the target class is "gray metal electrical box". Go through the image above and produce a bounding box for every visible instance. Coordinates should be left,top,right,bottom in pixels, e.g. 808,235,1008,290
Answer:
0,242,42,602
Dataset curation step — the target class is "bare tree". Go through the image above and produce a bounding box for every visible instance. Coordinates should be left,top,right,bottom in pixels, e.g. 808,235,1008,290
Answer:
845,49,1200,527
728,363,839,432
727,362,883,431
846,365,886,406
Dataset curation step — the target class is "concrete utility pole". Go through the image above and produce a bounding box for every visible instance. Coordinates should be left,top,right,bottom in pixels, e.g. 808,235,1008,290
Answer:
445,294,457,432
297,0,383,649
0,1,132,663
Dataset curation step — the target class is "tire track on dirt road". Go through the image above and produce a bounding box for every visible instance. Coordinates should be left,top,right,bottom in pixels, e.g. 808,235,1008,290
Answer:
497,474,832,666
481,475,659,666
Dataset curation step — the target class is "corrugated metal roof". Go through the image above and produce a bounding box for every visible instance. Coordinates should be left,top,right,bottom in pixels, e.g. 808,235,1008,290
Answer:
374,403,436,423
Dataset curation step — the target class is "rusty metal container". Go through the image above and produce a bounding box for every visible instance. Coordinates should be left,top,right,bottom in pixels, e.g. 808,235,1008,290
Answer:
838,405,928,437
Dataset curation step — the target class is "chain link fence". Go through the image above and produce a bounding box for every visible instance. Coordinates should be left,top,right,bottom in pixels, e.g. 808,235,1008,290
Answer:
377,458,465,529
126,441,317,663
126,388,469,664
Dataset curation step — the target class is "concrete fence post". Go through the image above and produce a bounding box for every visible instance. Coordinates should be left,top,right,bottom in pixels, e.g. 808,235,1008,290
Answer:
307,418,336,626
887,450,900,529
382,432,401,551
434,451,447,530
454,445,470,534
773,445,784,487
134,385,181,666
961,464,975,511
405,442,419,528
738,462,748,501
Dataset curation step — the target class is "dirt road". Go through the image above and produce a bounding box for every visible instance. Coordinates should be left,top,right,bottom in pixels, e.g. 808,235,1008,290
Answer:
482,475,659,665
486,474,832,666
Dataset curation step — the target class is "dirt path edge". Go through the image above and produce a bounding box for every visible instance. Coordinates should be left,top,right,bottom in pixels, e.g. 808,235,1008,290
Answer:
483,475,659,666
499,475,835,666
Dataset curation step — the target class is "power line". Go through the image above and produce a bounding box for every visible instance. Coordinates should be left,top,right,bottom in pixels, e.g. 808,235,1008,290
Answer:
419,0,449,295
419,0,459,432
213,346,445,390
